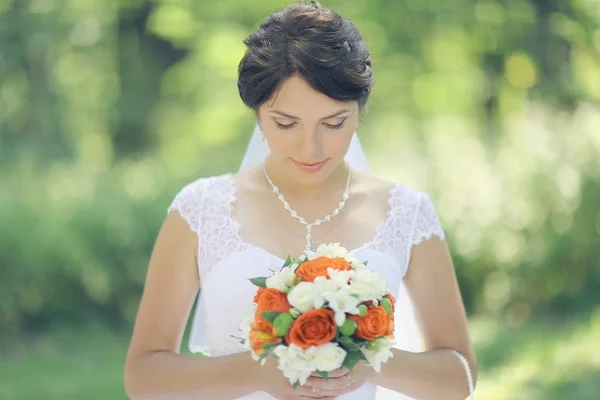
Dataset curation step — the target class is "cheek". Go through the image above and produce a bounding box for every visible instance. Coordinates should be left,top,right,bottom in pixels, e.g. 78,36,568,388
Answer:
324,131,355,156
265,133,296,153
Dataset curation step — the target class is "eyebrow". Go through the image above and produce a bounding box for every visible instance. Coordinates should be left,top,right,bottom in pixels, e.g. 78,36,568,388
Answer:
269,109,351,120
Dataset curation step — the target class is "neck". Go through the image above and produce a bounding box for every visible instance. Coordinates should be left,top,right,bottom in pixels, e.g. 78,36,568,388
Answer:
262,156,350,200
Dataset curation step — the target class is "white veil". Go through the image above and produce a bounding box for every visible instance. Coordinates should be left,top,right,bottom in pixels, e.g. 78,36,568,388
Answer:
188,123,421,398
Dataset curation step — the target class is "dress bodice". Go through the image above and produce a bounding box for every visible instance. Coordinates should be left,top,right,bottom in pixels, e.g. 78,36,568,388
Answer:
168,173,445,400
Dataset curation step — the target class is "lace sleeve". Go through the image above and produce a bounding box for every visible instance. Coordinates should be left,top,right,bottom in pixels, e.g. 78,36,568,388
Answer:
167,179,206,235
409,192,445,246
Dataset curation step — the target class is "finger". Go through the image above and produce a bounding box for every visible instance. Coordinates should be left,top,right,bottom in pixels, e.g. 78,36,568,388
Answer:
294,385,341,398
303,375,351,391
310,367,350,378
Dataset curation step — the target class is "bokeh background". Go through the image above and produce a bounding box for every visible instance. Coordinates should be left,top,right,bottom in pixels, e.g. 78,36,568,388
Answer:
1,0,599,399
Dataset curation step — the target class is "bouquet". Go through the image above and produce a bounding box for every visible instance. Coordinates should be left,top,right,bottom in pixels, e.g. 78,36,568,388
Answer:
237,243,396,388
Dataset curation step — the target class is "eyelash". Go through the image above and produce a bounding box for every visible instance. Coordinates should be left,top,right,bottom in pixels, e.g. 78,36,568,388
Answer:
274,120,346,130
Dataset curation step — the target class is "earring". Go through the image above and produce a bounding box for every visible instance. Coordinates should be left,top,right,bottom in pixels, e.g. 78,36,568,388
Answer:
260,134,266,142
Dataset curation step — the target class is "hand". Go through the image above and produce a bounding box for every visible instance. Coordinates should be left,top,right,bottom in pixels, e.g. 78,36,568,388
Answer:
255,354,339,400
302,361,375,397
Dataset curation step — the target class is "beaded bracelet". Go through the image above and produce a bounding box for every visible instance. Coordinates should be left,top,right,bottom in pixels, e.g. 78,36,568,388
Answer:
450,349,475,399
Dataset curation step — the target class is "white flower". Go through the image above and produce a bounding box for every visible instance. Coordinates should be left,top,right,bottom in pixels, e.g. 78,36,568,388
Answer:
274,344,318,386
321,286,361,326
313,343,347,372
326,267,355,289
361,337,395,372
251,349,267,365
306,242,349,260
266,266,296,292
313,276,338,297
287,281,325,312
349,268,389,303
239,307,255,350
347,256,367,270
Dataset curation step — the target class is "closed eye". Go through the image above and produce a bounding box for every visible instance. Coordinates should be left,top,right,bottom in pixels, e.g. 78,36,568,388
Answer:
275,121,297,130
324,119,346,130
274,119,347,130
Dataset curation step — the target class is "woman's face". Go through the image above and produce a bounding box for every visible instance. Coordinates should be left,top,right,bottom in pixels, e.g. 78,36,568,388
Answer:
257,74,359,184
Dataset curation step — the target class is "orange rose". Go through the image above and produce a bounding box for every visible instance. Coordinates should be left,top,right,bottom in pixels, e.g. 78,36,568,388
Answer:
255,288,290,321
347,306,390,341
387,293,396,313
286,309,337,349
253,287,266,304
295,257,353,282
386,314,395,339
249,319,281,355
363,294,395,312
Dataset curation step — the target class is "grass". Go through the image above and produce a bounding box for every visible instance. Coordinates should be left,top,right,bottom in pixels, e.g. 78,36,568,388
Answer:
470,310,600,400
1,313,599,399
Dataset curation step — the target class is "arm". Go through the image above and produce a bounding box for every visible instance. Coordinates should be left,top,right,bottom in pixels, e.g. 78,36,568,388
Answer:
371,237,478,400
124,211,261,400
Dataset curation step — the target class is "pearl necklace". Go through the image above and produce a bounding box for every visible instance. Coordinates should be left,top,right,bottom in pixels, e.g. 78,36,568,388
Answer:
262,162,352,252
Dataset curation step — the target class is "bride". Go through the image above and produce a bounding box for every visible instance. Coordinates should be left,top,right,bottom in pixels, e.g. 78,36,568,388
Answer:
124,2,477,399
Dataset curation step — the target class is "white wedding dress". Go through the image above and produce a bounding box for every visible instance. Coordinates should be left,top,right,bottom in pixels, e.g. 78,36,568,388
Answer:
169,172,445,400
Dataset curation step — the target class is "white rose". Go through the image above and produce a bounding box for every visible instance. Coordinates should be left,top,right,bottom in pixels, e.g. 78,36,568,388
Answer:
361,337,394,372
287,282,324,313
266,266,296,292
349,268,389,303
274,344,318,386
321,286,361,326
313,343,347,372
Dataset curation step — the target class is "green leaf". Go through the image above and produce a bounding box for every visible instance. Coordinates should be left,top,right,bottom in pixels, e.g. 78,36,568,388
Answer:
249,277,267,288
293,380,301,390
273,312,294,336
342,349,364,370
338,335,360,351
357,350,369,362
263,343,277,352
364,341,377,351
229,334,245,345
316,370,329,381
339,318,357,336
283,256,293,267
380,297,393,315
258,353,271,363
261,311,281,323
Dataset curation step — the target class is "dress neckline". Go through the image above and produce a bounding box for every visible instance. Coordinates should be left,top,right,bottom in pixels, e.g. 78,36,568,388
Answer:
221,173,399,261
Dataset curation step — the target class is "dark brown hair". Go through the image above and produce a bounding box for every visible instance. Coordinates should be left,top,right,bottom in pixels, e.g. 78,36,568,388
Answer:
238,1,373,112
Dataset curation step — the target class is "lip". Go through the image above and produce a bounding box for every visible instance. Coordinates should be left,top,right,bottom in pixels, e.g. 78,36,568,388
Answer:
292,159,328,173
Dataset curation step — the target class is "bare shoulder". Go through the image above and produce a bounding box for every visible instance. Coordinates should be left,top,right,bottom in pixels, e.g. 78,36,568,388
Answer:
230,165,264,193
350,168,396,202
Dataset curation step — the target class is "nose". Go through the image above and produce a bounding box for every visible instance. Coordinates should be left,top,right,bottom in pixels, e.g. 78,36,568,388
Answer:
297,126,323,161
